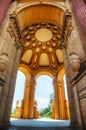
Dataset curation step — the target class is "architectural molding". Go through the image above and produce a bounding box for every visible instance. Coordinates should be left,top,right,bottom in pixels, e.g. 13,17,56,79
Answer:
7,13,23,49
59,10,73,48
71,57,86,83
0,73,5,86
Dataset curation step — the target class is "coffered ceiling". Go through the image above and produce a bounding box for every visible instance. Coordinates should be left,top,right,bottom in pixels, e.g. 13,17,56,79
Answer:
13,2,67,72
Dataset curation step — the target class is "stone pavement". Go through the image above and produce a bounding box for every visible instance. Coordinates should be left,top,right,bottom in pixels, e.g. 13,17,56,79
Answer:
0,118,82,130
0,125,81,130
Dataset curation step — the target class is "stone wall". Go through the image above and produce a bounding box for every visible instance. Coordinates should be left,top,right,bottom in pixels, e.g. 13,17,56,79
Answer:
71,64,86,129
0,1,21,124
72,0,86,54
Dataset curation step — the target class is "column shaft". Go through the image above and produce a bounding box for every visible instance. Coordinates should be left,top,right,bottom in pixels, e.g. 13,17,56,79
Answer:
29,79,36,119
23,81,31,118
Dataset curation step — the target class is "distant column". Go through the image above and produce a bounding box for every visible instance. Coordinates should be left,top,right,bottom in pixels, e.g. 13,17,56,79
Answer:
53,80,59,119
23,81,31,119
29,78,36,119
0,0,11,25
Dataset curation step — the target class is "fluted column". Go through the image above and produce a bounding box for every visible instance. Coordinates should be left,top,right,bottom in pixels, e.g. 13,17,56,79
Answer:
53,79,66,119
57,82,66,119
33,101,38,119
23,81,31,118
29,78,36,119
58,82,66,119
51,100,55,119
53,80,59,119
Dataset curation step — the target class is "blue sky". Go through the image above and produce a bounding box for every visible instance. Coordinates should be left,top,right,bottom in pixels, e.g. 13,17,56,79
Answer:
35,75,54,110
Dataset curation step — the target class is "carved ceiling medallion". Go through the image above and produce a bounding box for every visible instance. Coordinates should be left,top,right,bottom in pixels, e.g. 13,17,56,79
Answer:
35,28,52,42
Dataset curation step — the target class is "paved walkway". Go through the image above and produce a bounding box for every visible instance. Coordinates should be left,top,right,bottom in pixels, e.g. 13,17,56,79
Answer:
10,118,70,127
0,118,82,130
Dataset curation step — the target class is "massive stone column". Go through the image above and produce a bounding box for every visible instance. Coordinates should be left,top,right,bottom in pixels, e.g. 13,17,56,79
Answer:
54,79,66,119
3,48,22,123
29,78,36,119
63,48,77,126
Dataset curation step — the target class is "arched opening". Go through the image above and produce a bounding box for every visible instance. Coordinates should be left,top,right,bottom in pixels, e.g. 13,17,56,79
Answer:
34,75,54,119
11,70,26,118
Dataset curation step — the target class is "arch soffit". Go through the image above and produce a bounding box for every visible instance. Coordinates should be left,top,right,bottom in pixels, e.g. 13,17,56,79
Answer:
16,2,66,13
57,67,65,82
18,64,32,81
34,69,54,80
16,2,66,30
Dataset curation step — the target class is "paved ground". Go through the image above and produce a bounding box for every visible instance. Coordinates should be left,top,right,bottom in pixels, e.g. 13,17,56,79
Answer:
10,118,70,127
0,118,82,130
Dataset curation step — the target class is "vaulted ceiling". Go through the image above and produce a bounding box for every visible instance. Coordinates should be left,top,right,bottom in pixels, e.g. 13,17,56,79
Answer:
14,1,67,72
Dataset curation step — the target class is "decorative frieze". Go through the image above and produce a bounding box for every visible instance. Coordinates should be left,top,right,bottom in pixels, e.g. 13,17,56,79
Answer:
7,12,23,49
59,10,74,48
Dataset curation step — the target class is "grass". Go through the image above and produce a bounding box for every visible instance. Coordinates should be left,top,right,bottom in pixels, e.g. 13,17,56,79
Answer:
39,111,51,118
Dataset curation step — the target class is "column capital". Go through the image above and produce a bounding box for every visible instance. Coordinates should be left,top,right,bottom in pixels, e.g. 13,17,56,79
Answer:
53,80,64,88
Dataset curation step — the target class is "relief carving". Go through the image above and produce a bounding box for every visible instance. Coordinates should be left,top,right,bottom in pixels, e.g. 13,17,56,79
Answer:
59,10,74,48
7,12,23,49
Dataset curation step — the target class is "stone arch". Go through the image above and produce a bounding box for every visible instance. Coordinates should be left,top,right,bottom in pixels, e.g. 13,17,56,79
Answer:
18,64,32,81
16,2,65,14
16,2,65,31
34,68,55,79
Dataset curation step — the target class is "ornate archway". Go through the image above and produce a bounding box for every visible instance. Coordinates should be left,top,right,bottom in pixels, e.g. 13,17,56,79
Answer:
9,2,72,120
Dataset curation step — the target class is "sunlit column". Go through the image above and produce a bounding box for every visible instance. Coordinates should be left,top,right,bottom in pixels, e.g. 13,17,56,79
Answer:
29,78,36,119
54,79,66,119
33,101,38,119
57,82,63,119
65,100,70,119
53,79,59,119
51,100,55,119
59,82,66,119
23,80,31,118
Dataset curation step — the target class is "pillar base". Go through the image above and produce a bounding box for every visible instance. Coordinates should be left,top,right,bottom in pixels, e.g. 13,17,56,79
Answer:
69,122,82,130
0,121,10,126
